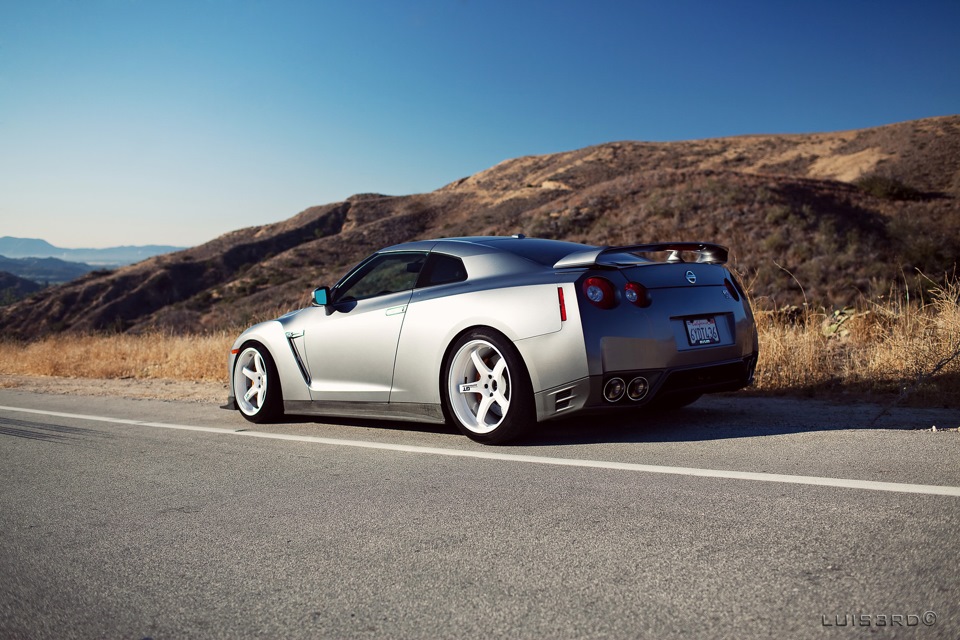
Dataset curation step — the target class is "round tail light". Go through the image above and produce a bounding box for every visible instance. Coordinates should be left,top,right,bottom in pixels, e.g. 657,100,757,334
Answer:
583,277,616,309
625,282,651,307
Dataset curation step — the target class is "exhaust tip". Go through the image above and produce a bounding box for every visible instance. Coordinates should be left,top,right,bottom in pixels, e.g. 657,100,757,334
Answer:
603,377,626,402
627,377,650,401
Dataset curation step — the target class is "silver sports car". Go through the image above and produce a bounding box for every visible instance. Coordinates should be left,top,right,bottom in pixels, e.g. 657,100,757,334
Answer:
227,236,758,443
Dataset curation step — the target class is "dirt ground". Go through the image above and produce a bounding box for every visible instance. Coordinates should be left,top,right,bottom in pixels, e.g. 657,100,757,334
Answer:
0,375,228,404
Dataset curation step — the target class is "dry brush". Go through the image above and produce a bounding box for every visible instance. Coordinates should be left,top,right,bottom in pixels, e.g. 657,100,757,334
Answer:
1,278,958,408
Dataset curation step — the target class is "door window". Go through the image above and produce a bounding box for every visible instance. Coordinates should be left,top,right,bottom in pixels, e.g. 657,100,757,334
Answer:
333,252,427,302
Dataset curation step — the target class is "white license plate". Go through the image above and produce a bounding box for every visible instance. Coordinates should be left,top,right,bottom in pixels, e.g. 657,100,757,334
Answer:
685,317,720,346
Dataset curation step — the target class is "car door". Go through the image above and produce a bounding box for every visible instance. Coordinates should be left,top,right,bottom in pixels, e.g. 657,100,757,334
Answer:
302,251,427,403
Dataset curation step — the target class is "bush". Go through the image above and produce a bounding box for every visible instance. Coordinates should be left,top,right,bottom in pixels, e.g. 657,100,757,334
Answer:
855,175,922,201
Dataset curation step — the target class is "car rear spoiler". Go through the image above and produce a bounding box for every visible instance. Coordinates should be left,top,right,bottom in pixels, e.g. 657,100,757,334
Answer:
554,242,729,269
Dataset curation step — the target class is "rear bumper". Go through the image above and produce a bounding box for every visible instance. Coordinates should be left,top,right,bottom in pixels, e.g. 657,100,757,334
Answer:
535,353,758,421
655,354,757,396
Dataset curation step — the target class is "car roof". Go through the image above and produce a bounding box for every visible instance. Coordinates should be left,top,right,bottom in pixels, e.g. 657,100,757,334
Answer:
385,236,596,266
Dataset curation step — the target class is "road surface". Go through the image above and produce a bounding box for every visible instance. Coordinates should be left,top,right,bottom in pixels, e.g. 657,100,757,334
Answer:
1,388,957,639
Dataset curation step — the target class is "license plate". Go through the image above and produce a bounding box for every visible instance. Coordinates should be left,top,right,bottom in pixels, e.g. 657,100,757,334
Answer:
685,317,720,346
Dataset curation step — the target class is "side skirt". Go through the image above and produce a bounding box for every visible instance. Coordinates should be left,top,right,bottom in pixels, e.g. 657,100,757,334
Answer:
283,400,446,425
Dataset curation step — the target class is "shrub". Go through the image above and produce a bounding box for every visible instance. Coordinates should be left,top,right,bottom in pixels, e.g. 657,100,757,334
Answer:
855,175,922,201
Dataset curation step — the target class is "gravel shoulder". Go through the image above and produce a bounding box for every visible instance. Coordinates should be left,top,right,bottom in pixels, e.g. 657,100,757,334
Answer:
0,374,228,404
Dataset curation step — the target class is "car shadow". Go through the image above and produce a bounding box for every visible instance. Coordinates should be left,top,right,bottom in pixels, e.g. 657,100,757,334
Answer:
516,395,953,446
273,395,954,447
278,414,462,438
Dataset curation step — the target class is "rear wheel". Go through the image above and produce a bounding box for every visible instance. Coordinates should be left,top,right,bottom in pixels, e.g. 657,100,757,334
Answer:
441,329,534,444
233,343,284,423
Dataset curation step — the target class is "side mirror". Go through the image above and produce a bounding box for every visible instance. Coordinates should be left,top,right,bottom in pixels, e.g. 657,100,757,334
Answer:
312,286,330,306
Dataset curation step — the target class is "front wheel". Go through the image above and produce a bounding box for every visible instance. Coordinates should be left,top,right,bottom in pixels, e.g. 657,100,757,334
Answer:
233,343,284,423
441,329,535,445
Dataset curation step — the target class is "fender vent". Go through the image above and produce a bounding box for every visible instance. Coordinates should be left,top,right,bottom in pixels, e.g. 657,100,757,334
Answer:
553,387,576,412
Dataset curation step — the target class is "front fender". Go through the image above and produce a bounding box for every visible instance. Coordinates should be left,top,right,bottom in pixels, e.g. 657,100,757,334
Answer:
229,318,312,403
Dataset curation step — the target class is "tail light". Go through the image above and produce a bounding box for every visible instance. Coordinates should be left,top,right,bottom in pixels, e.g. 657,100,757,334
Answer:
624,282,651,308
723,278,741,302
583,277,616,309
557,286,567,321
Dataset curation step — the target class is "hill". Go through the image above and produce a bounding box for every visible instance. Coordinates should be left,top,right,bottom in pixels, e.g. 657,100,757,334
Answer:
0,254,96,285
0,115,957,339
0,237,184,267
0,272,44,305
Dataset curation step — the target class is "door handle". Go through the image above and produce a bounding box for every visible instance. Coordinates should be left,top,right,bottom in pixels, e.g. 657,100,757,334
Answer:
385,305,406,316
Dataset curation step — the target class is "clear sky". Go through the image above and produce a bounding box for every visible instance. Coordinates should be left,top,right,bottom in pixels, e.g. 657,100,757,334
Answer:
1,0,958,249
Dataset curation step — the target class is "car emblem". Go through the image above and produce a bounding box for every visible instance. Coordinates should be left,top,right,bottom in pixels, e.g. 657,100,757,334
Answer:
685,270,697,284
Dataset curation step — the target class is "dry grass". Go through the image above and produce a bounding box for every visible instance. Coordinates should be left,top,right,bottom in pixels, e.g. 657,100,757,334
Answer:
751,276,960,406
1,279,958,407
0,331,232,382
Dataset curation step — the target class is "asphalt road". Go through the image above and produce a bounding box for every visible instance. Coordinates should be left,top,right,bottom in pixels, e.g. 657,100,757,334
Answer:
1,389,958,639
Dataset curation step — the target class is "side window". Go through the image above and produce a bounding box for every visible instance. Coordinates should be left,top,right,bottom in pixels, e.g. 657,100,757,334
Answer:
334,252,426,302
417,253,468,288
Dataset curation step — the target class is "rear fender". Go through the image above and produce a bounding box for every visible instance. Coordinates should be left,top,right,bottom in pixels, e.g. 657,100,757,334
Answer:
391,283,577,404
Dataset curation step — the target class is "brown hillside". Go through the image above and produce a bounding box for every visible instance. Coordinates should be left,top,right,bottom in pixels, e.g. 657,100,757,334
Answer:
2,115,958,339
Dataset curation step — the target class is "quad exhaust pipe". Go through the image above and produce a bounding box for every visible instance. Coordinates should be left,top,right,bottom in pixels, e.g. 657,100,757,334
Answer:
603,376,650,403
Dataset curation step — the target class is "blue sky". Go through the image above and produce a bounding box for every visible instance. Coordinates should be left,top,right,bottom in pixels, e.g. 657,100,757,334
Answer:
1,0,958,249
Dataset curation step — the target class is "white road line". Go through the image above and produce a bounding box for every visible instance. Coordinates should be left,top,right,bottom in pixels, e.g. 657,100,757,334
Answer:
2,404,959,497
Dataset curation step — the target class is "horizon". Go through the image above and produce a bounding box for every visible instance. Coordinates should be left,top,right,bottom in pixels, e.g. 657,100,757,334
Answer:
0,235,185,251
2,0,958,249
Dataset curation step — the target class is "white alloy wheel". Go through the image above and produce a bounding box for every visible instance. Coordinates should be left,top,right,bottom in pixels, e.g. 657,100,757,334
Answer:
447,339,513,434
233,345,277,420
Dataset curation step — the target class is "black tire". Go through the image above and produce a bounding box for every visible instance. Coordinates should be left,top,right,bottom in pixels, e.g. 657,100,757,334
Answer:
232,342,284,423
440,328,535,444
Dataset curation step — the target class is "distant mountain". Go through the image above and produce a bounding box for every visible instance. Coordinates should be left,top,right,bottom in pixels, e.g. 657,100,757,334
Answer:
0,237,184,267
0,271,44,306
0,254,97,285
0,115,957,338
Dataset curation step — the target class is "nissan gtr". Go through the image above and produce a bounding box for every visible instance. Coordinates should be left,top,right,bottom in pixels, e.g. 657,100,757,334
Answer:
227,235,758,444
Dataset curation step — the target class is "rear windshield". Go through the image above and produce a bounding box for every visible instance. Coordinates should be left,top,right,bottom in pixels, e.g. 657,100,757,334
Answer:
482,238,593,266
